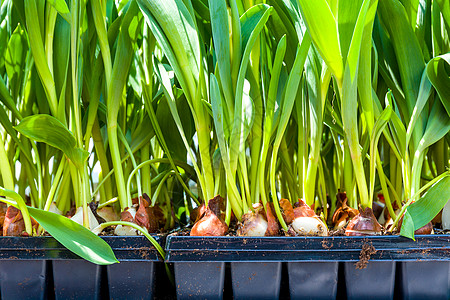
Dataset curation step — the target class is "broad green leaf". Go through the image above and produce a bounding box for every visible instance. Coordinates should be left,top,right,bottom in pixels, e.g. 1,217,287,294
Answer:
406,69,433,146
426,53,450,116
27,207,119,265
386,92,407,156
356,0,379,132
209,0,233,110
338,0,364,63
416,100,450,153
5,24,27,100
137,0,201,102
400,175,450,239
298,0,343,81
25,0,59,116
345,0,373,81
46,0,71,23
15,115,89,169
377,0,425,117
436,0,450,33
400,0,420,28
53,14,71,100
400,210,416,240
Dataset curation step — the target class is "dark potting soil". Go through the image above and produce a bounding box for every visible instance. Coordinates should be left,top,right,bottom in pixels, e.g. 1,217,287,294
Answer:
354,241,377,269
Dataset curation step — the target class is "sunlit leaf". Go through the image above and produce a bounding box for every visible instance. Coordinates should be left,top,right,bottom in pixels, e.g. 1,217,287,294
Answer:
400,175,450,239
28,207,118,265
15,115,89,169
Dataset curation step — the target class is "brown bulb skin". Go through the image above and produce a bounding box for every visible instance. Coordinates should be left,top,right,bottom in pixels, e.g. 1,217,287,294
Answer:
332,193,359,229
345,207,382,236
135,196,150,231
398,217,433,235
3,206,25,236
190,195,228,236
0,202,7,227
280,199,295,224
414,222,433,235
293,199,316,218
265,203,279,236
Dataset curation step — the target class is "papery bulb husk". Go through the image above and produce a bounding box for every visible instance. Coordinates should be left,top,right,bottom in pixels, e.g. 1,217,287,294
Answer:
414,222,434,235
146,205,166,233
190,195,228,236
265,203,280,236
115,206,139,236
280,199,294,224
97,207,119,222
120,206,137,223
289,200,328,236
135,196,151,231
345,207,382,236
49,202,63,215
293,199,316,217
191,204,206,223
3,206,25,236
114,224,147,236
70,206,100,230
142,193,166,233
0,202,7,227
331,194,359,230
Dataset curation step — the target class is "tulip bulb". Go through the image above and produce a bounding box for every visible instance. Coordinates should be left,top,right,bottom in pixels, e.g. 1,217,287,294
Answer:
289,200,328,236
345,207,382,236
190,195,228,236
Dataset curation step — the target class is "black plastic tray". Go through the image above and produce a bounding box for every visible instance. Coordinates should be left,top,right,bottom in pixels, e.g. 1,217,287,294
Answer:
0,236,164,300
165,235,450,262
166,235,450,299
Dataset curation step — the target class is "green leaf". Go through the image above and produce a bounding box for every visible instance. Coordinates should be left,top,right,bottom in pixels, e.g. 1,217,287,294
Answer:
436,0,450,33
400,175,450,239
25,0,59,116
5,24,28,100
0,18,7,69
230,4,272,172
209,0,233,110
15,115,89,169
46,0,71,23
297,0,343,81
377,0,425,118
137,0,202,101
27,207,118,265
400,210,416,240
210,74,230,168
426,53,450,117
406,69,433,147
416,100,450,154
369,105,392,199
